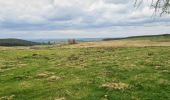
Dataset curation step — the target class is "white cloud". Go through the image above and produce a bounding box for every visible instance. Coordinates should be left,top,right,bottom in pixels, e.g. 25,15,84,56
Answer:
0,0,169,38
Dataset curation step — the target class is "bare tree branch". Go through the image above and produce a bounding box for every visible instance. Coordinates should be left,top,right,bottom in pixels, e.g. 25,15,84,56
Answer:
135,0,170,15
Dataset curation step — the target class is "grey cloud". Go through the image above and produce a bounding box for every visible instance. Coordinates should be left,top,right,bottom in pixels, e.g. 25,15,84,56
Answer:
0,0,169,38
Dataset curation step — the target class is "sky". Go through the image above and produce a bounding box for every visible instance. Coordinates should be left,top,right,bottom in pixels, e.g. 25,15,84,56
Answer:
0,0,170,39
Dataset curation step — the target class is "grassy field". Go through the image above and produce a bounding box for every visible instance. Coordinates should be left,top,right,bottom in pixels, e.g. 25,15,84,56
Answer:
0,39,170,100
64,40,170,48
63,34,170,48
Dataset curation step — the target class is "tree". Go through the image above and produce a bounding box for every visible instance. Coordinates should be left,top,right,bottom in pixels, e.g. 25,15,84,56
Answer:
48,41,51,45
135,0,170,15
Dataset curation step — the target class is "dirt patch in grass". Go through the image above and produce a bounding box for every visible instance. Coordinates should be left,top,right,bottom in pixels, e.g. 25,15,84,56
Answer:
101,82,129,90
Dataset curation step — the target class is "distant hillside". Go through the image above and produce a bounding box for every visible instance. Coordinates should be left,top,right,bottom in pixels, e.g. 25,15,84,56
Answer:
0,38,41,46
103,34,170,42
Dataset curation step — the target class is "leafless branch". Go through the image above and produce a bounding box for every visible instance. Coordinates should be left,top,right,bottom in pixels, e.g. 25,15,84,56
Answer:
135,0,170,15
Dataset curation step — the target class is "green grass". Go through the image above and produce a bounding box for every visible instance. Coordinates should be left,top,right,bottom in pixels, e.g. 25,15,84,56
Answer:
0,47,170,100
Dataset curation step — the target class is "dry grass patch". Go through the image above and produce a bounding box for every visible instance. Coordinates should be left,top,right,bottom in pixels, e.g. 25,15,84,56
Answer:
158,79,170,85
162,70,169,73
36,72,61,82
48,75,61,81
54,97,66,100
0,95,15,100
17,63,27,67
155,66,162,70
19,81,32,89
36,71,55,78
36,73,49,78
101,82,129,90
62,40,170,48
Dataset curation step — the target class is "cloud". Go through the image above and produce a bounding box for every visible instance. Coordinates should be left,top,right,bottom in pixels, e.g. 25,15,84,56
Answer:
0,0,169,38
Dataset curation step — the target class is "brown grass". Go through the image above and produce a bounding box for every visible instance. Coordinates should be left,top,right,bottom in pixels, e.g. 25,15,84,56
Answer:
54,97,66,100
19,81,32,89
62,40,170,48
47,75,61,81
101,82,129,90
0,95,15,100
36,73,49,78
36,71,55,78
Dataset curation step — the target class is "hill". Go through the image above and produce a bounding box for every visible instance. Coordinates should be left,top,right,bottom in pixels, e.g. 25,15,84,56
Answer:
0,38,40,46
63,34,170,48
103,34,170,42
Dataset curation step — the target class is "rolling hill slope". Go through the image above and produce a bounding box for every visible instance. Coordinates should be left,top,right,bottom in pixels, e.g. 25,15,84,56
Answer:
63,34,170,48
103,34,170,42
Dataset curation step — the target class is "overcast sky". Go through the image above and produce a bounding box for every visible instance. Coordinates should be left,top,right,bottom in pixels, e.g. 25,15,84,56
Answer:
0,0,170,39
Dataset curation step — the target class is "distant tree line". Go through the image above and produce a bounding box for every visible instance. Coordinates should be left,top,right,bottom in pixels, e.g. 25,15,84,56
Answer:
0,39,40,46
